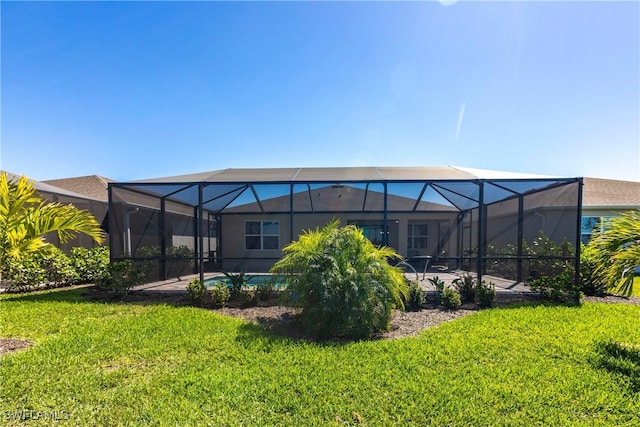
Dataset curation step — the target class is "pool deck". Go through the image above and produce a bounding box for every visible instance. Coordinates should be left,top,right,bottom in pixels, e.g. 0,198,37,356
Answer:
132,269,534,297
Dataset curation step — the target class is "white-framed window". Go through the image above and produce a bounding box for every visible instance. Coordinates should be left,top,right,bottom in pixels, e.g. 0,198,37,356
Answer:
408,223,428,250
245,220,279,250
581,216,612,245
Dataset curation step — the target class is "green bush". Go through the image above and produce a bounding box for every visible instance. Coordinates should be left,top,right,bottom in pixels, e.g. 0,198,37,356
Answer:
453,273,476,303
97,260,147,296
441,286,461,310
255,282,277,302
70,246,110,284
239,290,258,308
406,281,424,311
187,278,207,306
427,276,446,304
210,283,231,308
40,247,78,287
4,253,47,292
4,248,78,292
270,220,408,339
579,243,606,296
529,271,580,304
223,271,246,300
476,280,496,308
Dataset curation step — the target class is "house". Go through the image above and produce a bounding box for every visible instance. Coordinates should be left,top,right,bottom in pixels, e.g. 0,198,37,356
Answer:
580,178,640,244
108,166,584,284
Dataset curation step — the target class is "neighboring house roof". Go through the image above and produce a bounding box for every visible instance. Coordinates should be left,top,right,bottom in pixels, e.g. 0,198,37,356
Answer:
582,177,640,209
1,170,103,202
43,175,113,203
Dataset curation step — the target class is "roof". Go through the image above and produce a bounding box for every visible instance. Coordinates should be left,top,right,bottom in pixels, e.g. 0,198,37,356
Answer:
113,166,579,213
582,177,640,208
2,170,103,202
132,166,558,184
43,175,113,203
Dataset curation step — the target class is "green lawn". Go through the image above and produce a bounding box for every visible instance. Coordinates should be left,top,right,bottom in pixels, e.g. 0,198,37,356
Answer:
1,288,639,426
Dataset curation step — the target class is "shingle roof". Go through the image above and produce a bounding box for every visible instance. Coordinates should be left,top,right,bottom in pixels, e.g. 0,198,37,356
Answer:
43,175,113,203
1,170,102,202
582,177,640,208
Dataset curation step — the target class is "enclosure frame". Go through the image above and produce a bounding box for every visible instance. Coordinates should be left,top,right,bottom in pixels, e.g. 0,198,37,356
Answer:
108,168,583,287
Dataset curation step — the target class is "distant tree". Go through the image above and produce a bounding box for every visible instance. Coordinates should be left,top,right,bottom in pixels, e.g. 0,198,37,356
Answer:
0,173,104,282
588,210,640,297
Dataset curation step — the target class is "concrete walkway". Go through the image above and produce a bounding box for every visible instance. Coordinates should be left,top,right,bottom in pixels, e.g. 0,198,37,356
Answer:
133,269,534,296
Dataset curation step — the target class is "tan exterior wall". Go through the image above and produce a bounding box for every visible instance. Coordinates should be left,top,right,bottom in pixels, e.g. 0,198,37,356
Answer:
219,212,458,272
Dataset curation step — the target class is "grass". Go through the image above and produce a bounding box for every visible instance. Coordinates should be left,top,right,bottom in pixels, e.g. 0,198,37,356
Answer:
1,288,640,426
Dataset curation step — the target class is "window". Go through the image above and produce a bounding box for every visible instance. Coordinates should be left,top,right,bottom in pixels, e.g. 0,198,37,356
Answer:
581,216,611,245
245,220,279,250
408,223,428,250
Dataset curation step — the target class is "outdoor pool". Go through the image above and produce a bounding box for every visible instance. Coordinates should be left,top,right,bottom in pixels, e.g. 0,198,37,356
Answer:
204,274,288,289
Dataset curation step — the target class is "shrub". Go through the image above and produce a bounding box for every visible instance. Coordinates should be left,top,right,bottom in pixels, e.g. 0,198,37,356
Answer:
406,281,424,311
453,273,476,303
4,253,47,292
476,280,496,308
529,270,580,304
579,243,606,296
187,278,207,306
70,246,110,284
4,248,77,292
97,260,147,296
223,271,246,300
270,220,408,339
239,290,258,308
39,247,78,287
427,276,446,304
441,286,461,310
210,283,231,308
255,282,277,302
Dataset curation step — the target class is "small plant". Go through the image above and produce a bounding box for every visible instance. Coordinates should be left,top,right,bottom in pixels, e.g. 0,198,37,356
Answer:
97,260,147,296
239,289,258,307
428,276,446,303
210,282,231,308
187,278,207,306
255,282,277,302
223,270,246,300
453,273,476,303
440,286,461,310
406,281,424,311
476,280,496,308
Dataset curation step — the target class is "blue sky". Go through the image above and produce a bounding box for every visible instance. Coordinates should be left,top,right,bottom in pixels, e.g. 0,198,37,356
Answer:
1,1,638,182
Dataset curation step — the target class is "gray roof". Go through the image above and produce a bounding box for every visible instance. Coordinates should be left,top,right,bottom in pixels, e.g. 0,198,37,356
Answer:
2,170,103,202
582,177,640,208
43,175,113,203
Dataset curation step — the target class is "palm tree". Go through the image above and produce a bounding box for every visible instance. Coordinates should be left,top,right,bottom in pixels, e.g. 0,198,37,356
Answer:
0,172,105,282
589,210,640,297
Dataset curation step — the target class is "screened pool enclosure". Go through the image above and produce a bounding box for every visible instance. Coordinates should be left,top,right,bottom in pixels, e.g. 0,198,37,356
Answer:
108,167,582,286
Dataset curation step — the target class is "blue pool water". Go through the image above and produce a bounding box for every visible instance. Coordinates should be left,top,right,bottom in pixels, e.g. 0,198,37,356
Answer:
204,274,288,289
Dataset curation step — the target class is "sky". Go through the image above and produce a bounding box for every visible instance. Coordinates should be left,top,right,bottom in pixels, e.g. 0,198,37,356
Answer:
1,1,639,183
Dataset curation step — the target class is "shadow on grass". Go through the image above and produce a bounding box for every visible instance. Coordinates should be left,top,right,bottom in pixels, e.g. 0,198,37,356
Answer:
595,341,640,394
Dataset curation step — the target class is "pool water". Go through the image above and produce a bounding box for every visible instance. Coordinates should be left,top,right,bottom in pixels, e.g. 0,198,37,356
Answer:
204,274,288,289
